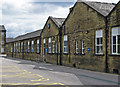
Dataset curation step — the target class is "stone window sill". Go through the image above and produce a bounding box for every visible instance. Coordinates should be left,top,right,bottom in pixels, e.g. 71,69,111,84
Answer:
109,54,120,56
94,54,104,56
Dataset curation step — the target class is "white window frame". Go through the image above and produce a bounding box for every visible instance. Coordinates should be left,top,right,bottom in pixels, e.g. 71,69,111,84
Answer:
21,42,23,52
18,43,20,52
76,40,79,53
37,40,40,53
82,40,84,54
31,41,34,52
48,38,51,53
28,41,30,52
56,42,57,53
53,41,55,53
1,48,4,53
64,35,68,53
112,27,120,55
96,30,103,54
43,39,46,55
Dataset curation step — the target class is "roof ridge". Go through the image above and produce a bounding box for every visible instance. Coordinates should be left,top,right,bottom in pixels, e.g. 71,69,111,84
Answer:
77,0,116,4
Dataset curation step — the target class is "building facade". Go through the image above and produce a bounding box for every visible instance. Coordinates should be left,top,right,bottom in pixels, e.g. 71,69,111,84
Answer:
0,25,6,54
41,16,65,65
61,1,115,72
107,1,120,73
6,30,42,61
6,1,120,74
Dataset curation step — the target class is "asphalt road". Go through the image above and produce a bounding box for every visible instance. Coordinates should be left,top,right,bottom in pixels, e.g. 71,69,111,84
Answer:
0,55,120,86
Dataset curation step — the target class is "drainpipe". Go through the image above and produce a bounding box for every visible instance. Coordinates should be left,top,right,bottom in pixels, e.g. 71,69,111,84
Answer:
59,27,62,65
105,17,109,73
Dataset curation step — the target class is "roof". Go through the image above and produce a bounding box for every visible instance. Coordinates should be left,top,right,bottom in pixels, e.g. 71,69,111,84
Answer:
50,16,65,28
0,25,6,31
7,29,42,43
83,1,116,16
62,0,116,25
6,38,14,43
107,1,120,17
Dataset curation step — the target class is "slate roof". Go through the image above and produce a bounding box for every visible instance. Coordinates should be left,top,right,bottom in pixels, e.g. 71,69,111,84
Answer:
0,25,6,31
50,16,65,28
7,29,42,43
78,0,116,16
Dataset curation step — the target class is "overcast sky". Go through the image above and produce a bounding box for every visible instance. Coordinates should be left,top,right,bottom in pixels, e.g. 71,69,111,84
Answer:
0,0,119,38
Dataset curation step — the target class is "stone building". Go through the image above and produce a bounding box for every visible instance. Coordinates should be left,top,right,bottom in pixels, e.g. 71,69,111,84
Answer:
41,16,65,64
6,29,42,61
107,1,120,73
61,1,115,73
6,0,120,74
0,25,6,54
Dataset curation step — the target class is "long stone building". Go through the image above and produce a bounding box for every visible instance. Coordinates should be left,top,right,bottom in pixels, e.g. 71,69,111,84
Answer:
6,0,120,74
0,25,6,54
6,29,42,61
61,1,115,73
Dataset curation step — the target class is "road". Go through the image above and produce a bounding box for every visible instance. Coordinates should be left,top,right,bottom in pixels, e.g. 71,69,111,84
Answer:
0,55,120,86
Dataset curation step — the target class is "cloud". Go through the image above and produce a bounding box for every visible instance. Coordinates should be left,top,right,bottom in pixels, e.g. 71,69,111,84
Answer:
2,0,73,38
2,0,119,38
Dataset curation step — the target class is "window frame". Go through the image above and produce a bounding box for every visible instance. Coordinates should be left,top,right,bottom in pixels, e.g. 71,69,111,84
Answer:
52,41,55,53
75,40,79,54
112,27,120,55
82,40,85,54
37,39,40,53
48,38,51,53
31,41,34,53
95,30,103,54
63,35,68,53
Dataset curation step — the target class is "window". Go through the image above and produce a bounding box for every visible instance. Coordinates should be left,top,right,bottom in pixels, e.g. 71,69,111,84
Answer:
64,35,68,53
37,40,40,53
28,41,30,52
53,41,55,53
59,42,60,53
48,24,50,29
1,32,4,36
18,43,20,52
48,38,51,53
14,43,16,52
11,46,13,52
96,30,103,54
76,40,79,53
82,40,84,54
1,41,4,45
43,39,46,55
1,48,4,53
24,42,27,52
16,43,18,52
112,27,120,55
21,42,23,52
31,41,34,52
56,42,57,53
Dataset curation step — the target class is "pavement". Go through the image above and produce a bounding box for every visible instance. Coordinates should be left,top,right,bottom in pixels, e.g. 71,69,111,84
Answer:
0,55,120,87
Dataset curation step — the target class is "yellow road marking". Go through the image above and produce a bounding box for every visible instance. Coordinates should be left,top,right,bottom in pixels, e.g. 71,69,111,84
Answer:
0,83,64,85
1,66,64,85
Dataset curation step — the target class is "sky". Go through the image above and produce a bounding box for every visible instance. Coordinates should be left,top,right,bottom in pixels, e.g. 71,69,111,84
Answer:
0,0,120,38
